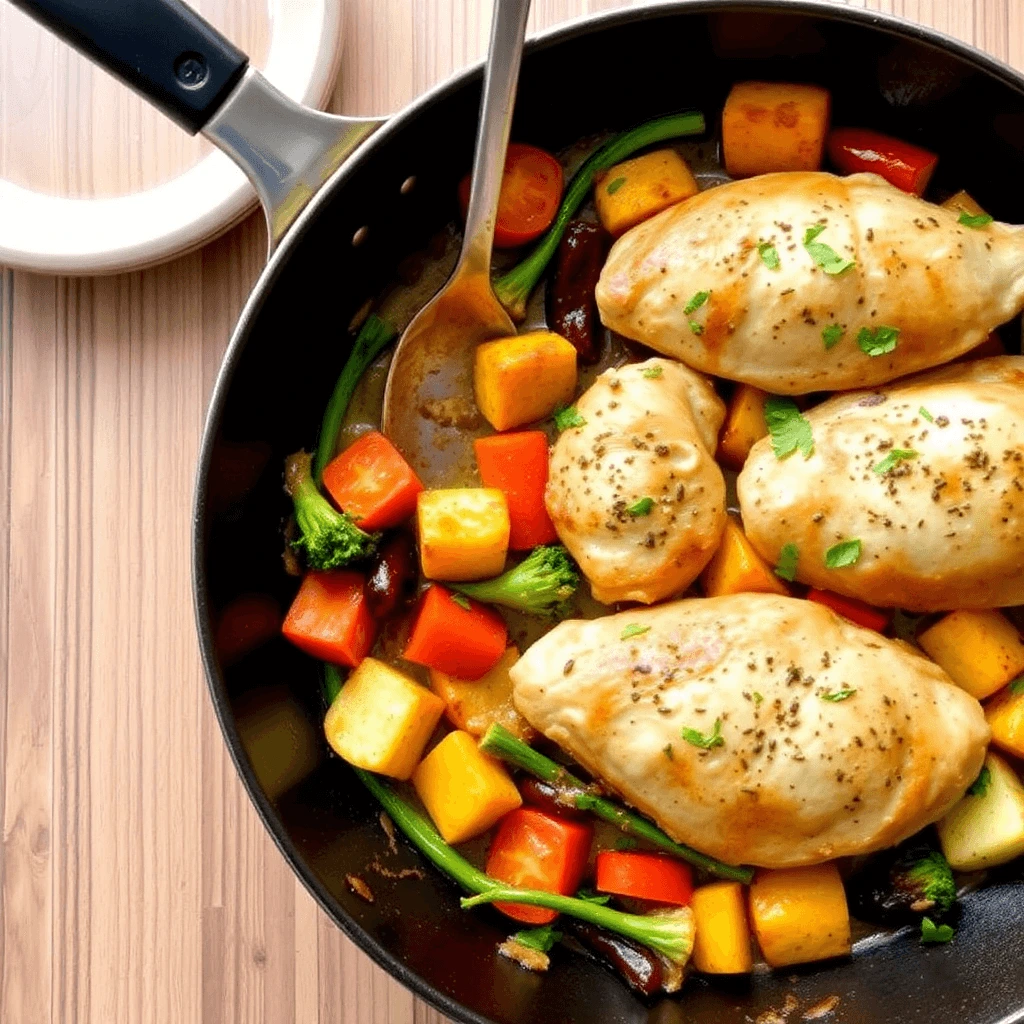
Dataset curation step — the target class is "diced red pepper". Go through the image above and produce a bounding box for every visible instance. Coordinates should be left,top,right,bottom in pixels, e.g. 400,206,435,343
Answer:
486,807,594,925
827,127,938,196
595,851,693,907
281,571,376,667
807,588,891,633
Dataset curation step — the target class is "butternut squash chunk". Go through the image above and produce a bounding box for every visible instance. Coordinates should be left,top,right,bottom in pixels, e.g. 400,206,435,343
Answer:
700,517,789,598
690,882,753,974
985,683,1024,759
594,149,699,237
941,189,988,218
417,488,510,582
919,609,1024,700
716,384,769,470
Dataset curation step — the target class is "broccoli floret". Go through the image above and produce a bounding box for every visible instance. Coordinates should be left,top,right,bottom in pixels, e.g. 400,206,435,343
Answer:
284,450,380,570
450,545,579,617
848,841,957,925
900,850,956,916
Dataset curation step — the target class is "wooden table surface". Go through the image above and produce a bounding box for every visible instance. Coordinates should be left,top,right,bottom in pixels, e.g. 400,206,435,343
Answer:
1,0,1021,1021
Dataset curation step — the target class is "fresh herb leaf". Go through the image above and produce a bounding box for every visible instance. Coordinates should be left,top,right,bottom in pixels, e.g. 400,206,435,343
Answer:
514,924,563,953
1010,675,1024,696
606,176,627,195
620,623,650,641
857,325,900,357
450,593,472,611
873,448,918,475
822,323,844,350
958,211,993,228
681,718,724,750
825,539,862,568
689,320,705,335
919,406,934,423
642,365,663,379
821,688,857,702
920,917,954,944
968,765,992,797
684,290,710,315
764,396,814,460
554,405,587,431
775,542,799,582
627,497,655,516
803,223,855,275
752,692,764,706
615,836,639,851
757,241,780,270
663,743,674,760
575,889,611,905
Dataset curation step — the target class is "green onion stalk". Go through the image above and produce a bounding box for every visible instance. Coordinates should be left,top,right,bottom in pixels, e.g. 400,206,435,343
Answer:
355,767,695,966
479,723,753,884
493,111,706,321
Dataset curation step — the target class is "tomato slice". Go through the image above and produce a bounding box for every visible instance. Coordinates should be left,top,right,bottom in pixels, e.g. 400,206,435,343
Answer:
458,143,563,248
595,851,693,907
486,807,594,924
807,588,891,633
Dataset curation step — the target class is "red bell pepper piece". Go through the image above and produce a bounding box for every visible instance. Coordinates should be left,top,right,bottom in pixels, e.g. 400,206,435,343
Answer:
322,431,423,532
474,432,557,550
807,588,890,633
486,807,594,924
595,851,693,907
281,571,376,667
403,584,507,680
827,127,938,196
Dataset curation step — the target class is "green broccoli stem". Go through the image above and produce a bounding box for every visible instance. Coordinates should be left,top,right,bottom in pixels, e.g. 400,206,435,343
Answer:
323,664,344,706
493,111,706,321
354,766,693,965
313,314,398,481
479,724,753,884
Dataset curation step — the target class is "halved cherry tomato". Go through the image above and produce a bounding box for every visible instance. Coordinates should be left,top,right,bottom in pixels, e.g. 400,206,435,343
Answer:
826,127,937,196
458,143,563,248
486,807,594,925
807,588,890,633
281,571,376,667
595,851,693,907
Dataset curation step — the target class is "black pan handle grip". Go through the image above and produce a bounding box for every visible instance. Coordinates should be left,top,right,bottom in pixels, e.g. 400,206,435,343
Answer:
8,0,248,135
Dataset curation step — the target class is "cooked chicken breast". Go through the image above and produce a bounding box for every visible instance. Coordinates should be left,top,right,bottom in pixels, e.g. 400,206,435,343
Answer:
738,356,1024,611
545,358,726,604
596,171,1024,394
510,594,989,868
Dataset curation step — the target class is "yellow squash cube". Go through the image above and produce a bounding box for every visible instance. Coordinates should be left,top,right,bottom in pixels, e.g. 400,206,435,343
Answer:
748,863,850,968
941,190,988,218
324,657,444,780
986,683,1024,758
594,149,699,237
701,517,789,598
474,331,577,432
690,882,753,974
429,647,536,742
919,609,1024,700
716,385,769,470
412,730,522,844
417,488,510,582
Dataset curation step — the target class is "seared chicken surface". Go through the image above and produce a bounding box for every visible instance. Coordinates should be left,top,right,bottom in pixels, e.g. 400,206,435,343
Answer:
739,356,1024,611
510,594,989,868
596,172,1024,394
545,358,726,604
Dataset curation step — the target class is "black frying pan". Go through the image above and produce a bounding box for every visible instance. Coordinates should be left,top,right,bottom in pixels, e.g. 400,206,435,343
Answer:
17,2,1024,1022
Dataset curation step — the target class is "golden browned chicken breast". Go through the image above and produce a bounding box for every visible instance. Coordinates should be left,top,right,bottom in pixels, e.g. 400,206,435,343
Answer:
510,594,989,868
596,171,1024,393
545,358,726,604
738,356,1024,611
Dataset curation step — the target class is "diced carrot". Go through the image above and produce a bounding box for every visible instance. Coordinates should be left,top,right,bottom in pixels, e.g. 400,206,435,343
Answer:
827,127,937,196
486,808,594,924
403,584,508,680
215,593,281,666
807,588,890,633
322,430,423,532
281,571,376,668
595,851,693,907
474,432,557,550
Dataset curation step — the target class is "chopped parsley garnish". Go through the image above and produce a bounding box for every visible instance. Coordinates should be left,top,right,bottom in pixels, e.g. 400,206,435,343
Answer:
775,543,799,582
958,211,993,228
689,320,705,335
553,405,587,431
1010,675,1024,696
627,497,655,516
684,290,710,315
803,223,855,275
753,692,764,706
825,538,862,568
514,924,562,952
919,406,934,423
663,743,674,760
920,917,954,944
822,323,844,350
681,718,724,750
615,836,639,851
642,365,663,379
606,176,627,195
820,688,856,702
857,325,900,357
968,765,992,797
764,396,814,460
757,241,780,270
450,593,472,611
575,889,611,905
873,448,918,475
620,623,650,641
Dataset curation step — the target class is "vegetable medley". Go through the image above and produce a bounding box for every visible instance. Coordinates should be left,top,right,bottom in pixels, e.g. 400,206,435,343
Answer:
243,80,1024,996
